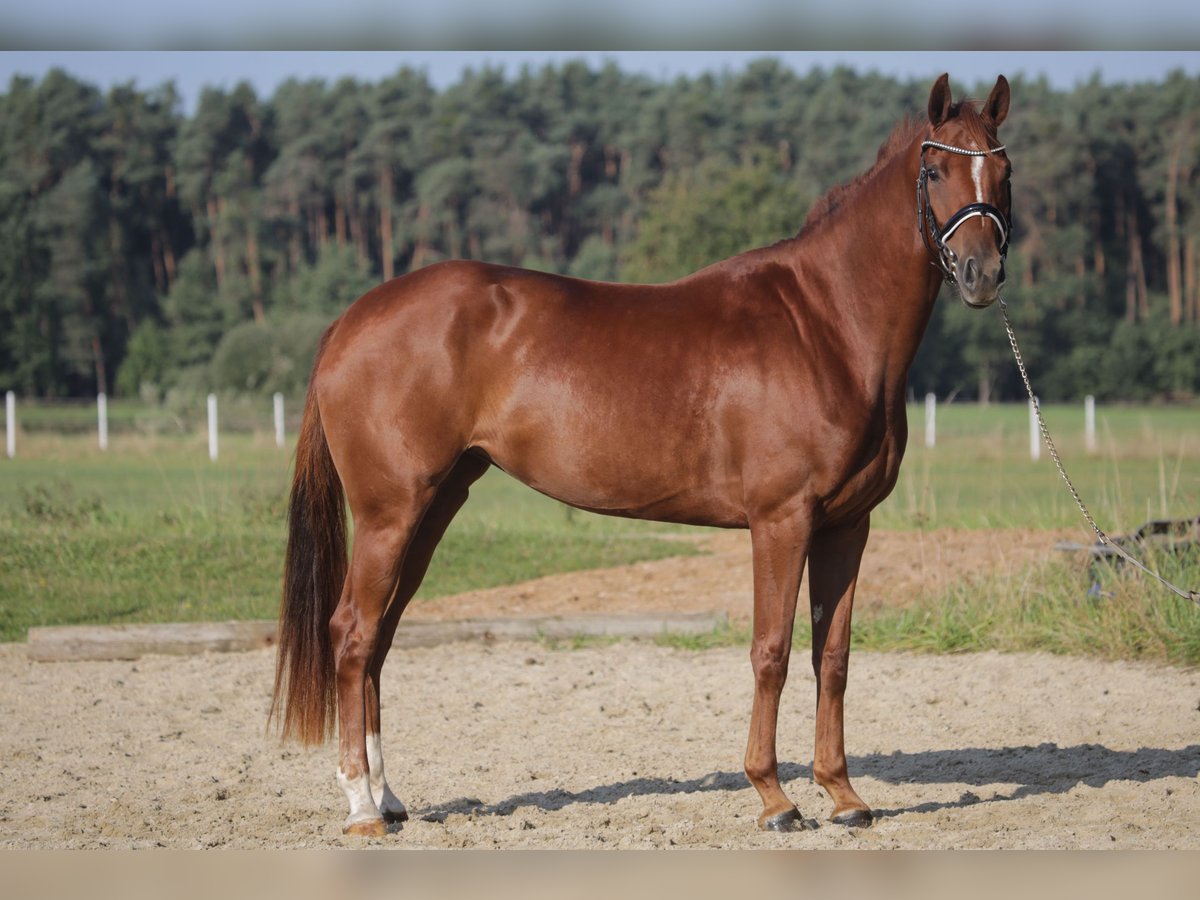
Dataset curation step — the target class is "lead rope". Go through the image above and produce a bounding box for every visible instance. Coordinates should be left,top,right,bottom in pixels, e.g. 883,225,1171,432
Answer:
998,298,1200,604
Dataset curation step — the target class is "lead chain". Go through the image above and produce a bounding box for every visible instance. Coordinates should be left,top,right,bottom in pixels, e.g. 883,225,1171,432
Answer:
997,298,1199,604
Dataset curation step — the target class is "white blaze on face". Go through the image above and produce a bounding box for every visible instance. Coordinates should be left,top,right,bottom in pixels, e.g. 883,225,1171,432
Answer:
972,155,985,204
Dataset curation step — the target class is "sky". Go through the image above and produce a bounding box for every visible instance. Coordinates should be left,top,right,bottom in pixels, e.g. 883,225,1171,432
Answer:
3,1,1200,48
2,51,1198,111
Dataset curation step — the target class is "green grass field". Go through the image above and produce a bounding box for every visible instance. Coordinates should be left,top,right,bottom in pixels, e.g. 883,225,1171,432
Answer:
0,428,699,643
2,401,1197,659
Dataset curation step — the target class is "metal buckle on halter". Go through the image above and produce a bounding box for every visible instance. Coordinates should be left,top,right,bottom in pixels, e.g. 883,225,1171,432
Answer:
917,140,1011,283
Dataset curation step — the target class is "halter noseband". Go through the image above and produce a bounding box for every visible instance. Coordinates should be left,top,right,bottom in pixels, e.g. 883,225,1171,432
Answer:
917,139,1011,283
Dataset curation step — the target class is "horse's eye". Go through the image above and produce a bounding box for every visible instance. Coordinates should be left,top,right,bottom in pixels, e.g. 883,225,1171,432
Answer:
925,167,939,182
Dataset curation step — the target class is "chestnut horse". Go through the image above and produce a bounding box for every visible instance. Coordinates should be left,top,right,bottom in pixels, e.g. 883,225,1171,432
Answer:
272,73,1013,835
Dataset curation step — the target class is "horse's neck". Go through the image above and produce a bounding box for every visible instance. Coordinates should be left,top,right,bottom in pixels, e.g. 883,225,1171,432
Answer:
789,142,942,400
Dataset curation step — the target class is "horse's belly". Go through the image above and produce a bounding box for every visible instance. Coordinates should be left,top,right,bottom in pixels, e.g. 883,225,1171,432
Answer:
474,414,747,528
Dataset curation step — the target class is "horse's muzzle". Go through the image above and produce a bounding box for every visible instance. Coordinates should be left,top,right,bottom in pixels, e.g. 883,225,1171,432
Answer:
957,255,1005,309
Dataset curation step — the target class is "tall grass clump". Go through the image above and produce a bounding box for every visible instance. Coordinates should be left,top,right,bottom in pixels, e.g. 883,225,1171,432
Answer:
660,550,1200,667
854,548,1200,665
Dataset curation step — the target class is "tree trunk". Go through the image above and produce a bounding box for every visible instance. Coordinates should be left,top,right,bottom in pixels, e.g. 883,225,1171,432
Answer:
316,206,329,250
977,358,991,406
92,335,108,396
335,196,347,247
411,202,431,272
350,205,367,270
160,227,177,285
1127,207,1148,322
207,196,226,290
563,139,587,258
289,192,303,269
246,226,264,324
150,232,166,293
1091,205,1105,276
1166,142,1183,325
307,205,319,257
1186,233,1198,324
568,139,586,197
1120,194,1135,323
380,165,395,282
107,200,130,327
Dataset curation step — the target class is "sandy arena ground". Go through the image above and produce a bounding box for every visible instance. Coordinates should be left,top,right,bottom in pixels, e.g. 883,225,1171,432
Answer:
1,528,1198,849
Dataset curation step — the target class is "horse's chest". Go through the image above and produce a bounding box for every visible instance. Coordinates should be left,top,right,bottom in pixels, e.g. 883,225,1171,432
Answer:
817,415,906,523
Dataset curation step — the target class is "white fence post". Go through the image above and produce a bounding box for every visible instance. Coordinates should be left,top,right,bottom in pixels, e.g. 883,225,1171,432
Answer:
1084,394,1096,453
97,392,108,451
1029,397,1040,461
4,391,13,459
207,393,218,461
924,392,936,448
273,392,285,449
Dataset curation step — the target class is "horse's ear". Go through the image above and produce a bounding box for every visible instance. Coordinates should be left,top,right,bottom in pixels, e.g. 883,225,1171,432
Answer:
928,73,952,127
984,75,1010,127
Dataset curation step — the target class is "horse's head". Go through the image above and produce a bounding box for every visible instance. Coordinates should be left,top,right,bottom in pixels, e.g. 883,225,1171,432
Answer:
919,73,1012,309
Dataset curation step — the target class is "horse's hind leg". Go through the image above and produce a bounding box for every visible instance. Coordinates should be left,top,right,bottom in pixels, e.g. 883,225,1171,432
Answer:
329,486,437,836
363,454,490,824
362,667,405,826
807,517,873,827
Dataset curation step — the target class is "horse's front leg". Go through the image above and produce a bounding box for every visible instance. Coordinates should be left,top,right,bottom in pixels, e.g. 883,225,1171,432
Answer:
744,507,814,832
807,517,873,826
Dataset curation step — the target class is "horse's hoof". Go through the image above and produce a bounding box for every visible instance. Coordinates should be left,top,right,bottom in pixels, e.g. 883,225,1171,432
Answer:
759,808,805,832
382,807,409,824
343,817,387,837
830,808,874,828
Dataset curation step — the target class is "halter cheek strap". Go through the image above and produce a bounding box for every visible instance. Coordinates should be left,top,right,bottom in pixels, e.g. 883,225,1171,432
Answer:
917,139,1011,283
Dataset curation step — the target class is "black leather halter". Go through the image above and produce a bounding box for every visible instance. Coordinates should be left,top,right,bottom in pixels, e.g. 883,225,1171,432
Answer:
917,139,1011,283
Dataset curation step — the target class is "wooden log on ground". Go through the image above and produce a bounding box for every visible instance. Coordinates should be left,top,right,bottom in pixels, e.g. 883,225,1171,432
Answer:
26,620,279,662
393,611,725,649
25,611,727,662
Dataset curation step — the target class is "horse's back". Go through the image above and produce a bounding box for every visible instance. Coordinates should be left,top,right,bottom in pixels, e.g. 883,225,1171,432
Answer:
321,258,785,395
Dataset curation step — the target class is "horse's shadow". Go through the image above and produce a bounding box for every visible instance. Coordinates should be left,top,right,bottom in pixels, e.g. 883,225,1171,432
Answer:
416,743,1200,822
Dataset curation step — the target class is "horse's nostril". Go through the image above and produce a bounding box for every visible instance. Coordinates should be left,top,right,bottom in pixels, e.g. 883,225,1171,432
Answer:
963,258,979,288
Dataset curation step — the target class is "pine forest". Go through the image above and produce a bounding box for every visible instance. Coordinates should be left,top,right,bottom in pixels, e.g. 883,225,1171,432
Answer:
2,60,1198,405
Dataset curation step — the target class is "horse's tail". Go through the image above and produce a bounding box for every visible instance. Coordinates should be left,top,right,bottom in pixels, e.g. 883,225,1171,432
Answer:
270,337,346,745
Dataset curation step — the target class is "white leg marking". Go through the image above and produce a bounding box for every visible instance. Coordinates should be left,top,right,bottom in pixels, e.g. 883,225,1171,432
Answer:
813,604,824,624
337,767,382,829
366,732,407,819
972,156,985,204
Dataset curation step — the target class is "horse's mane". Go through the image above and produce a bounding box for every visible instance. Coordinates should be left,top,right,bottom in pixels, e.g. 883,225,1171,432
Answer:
799,101,994,235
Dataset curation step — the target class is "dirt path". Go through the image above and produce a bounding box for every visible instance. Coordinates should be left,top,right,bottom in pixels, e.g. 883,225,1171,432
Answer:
2,527,1198,849
409,526,1082,622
